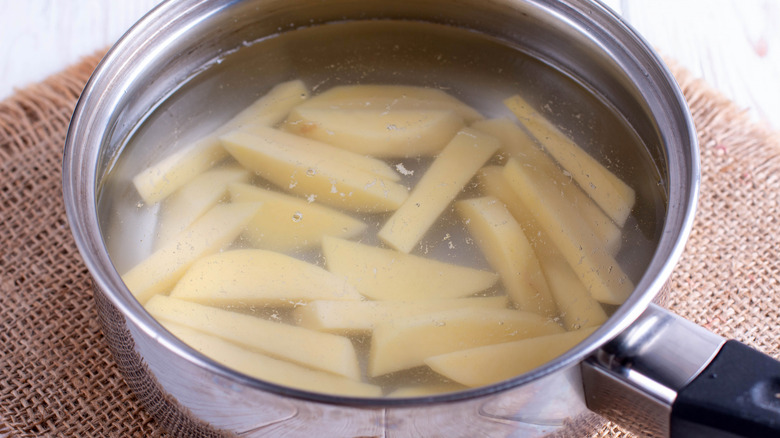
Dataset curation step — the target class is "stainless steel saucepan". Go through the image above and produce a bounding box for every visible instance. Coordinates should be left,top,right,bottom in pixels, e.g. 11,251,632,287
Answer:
62,0,780,436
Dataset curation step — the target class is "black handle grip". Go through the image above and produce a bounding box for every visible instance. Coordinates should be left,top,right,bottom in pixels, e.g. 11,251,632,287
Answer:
671,340,780,437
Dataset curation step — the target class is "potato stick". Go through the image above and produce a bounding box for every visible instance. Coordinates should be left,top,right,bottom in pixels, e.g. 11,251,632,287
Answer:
477,166,611,321
503,95,635,226
368,307,563,377
283,108,464,157
378,128,500,253
322,236,499,301
229,182,367,252
132,79,309,204
221,129,408,213
502,159,634,304
169,249,363,306
425,327,597,387
121,202,261,305
477,166,539,234
472,119,622,255
227,79,310,128
296,84,484,123
455,197,557,316
132,138,229,205
155,166,250,249
146,295,361,380
480,166,625,304
293,296,508,333
238,124,401,182
535,245,608,331
162,321,382,397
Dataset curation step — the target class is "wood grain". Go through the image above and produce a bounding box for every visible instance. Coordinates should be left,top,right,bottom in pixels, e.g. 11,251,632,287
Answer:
1,0,778,131
604,0,780,130
0,0,162,98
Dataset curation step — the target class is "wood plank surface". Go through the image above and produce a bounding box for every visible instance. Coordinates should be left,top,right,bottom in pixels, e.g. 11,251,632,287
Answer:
1,0,778,131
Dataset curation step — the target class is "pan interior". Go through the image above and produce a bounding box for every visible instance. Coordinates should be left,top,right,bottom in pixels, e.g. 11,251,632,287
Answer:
96,18,667,397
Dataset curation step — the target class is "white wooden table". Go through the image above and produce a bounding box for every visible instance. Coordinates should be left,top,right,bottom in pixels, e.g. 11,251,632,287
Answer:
1,0,778,131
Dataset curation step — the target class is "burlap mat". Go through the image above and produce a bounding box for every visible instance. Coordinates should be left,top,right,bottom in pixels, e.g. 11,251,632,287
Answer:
0,52,778,437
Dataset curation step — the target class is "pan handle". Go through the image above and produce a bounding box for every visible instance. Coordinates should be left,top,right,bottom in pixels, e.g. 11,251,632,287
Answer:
581,304,780,437
670,339,780,437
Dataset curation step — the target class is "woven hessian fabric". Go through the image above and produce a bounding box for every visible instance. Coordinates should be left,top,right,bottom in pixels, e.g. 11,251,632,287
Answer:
0,54,778,437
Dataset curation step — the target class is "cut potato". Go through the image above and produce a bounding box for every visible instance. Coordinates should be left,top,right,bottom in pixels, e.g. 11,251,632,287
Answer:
169,249,362,307
132,139,229,205
155,166,250,249
227,79,310,128
386,383,467,398
237,125,400,182
296,84,484,123
132,80,309,204
322,236,499,301
503,95,635,226
221,128,408,213
425,327,597,387
455,197,557,316
229,182,366,252
162,321,382,397
145,295,361,380
122,202,261,305
477,167,610,324
473,119,622,255
368,307,563,377
535,245,608,331
503,158,634,304
294,296,508,333
283,108,464,157
476,166,539,234
481,164,631,304
378,128,500,253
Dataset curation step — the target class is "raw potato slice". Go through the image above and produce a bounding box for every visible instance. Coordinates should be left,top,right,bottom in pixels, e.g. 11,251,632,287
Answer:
121,202,261,305
297,84,484,123
477,167,610,321
503,95,636,226
503,159,634,304
283,108,464,157
155,166,250,249
132,80,309,204
472,119,622,255
227,79,310,128
169,249,362,306
162,321,382,397
229,182,367,252
369,307,563,377
386,383,467,398
536,245,608,331
476,166,538,234
378,128,500,253
145,295,361,380
425,327,597,387
221,129,408,213
455,197,557,316
132,138,229,205
294,296,508,332
237,125,400,182
322,236,499,301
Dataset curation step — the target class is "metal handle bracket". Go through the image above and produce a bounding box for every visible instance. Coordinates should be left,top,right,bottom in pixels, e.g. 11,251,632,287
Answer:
582,304,725,437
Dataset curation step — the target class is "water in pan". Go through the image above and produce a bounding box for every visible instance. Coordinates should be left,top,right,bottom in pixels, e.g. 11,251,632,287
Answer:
97,19,665,397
